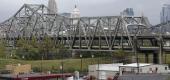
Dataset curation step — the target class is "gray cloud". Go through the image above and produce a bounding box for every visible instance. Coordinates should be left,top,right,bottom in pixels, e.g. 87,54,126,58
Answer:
0,0,170,24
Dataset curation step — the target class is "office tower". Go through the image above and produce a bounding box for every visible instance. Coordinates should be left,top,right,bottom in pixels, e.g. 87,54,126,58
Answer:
160,4,170,23
121,8,134,16
48,0,57,14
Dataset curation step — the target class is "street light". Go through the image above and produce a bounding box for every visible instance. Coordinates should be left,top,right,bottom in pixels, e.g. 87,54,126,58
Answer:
61,49,64,80
60,61,64,80
91,54,94,65
22,55,25,59
10,53,12,57
41,54,43,73
91,54,94,58
80,54,83,75
97,53,100,80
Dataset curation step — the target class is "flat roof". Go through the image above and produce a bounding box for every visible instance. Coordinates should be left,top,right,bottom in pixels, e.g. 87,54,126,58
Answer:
120,63,151,67
90,63,123,71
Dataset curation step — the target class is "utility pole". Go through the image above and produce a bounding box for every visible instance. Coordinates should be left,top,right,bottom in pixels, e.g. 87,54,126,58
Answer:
80,54,83,76
134,35,139,74
159,26,163,64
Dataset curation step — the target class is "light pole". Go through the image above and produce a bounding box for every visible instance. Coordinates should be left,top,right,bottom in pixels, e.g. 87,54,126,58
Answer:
61,49,64,80
41,54,43,74
134,36,139,74
10,53,13,59
97,52,101,80
22,55,25,60
91,54,94,65
80,54,83,76
60,60,64,80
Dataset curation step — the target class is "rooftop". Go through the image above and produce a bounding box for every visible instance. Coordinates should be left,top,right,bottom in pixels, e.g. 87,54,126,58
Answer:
92,63,123,71
120,63,151,67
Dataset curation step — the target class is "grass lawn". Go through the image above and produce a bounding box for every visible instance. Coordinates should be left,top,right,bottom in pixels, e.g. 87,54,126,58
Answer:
0,53,170,73
138,53,170,64
0,57,113,73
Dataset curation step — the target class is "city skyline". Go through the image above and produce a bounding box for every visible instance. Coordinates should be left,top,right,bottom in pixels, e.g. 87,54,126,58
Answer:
0,0,170,25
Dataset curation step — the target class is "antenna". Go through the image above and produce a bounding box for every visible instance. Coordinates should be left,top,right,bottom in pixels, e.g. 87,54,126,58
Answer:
75,0,79,7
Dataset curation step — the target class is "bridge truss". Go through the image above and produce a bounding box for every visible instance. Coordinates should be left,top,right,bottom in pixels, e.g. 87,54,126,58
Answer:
0,4,149,49
0,4,170,52
1,4,170,64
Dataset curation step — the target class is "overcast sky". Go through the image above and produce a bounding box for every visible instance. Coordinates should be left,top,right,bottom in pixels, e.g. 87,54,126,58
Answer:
0,0,170,25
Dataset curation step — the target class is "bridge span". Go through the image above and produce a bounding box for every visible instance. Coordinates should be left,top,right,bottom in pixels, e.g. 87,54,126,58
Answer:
0,4,170,64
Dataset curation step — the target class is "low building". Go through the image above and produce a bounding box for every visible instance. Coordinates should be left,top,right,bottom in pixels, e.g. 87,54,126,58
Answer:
5,64,31,75
88,63,123,80
119,63,169,75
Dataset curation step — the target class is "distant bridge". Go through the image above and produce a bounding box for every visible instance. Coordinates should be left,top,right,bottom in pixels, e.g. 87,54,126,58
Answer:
0,4,170,64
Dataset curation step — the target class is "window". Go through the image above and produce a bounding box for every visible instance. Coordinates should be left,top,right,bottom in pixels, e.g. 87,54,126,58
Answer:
131,68,135,72
165,67,168,70
122,68,126,71
140,69,142,72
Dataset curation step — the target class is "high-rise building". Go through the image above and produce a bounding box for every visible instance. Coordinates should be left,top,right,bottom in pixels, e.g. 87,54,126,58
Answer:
121,8,134,17
48,0,57,14
71,5,80,18
160,4,170,23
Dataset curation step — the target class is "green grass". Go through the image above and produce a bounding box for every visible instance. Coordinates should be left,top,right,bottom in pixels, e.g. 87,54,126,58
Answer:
138,53,170,64
0,57,113,73
1,53,170,73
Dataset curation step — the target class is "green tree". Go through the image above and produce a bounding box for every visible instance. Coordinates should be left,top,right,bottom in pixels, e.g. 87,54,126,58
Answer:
0,39,6,58
112,49,130,63
15,35,69,60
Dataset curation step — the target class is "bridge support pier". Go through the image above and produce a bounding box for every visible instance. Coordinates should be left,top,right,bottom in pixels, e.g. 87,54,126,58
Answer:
159,38,163,64
153,52,158,64
131,56,136,63
145,53,149,63
72,50,76,57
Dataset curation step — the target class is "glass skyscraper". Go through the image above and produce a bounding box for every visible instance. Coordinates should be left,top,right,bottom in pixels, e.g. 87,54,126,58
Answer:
121,8,134,16
160,4,170,23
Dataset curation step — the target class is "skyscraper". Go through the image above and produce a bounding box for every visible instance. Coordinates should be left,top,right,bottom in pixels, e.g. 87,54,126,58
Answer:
121,8,134,17
160,4,170,23
48,0,57,14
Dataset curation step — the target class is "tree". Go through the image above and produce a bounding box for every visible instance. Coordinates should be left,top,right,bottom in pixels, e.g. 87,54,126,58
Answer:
112,50,130,63
15,35,69,60
0,39,6,58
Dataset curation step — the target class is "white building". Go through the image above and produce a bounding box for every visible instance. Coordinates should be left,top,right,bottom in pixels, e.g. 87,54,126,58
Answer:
119,63,169,75
71,5,80,18
88,63,123,80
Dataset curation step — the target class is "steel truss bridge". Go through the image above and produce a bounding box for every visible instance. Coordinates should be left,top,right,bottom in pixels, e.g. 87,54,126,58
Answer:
0,4,170,64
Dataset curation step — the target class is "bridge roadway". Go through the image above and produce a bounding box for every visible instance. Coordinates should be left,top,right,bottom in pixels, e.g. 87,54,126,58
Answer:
68,46,170,52
5,34,170,52
4,35,170,40
5,34,170,64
